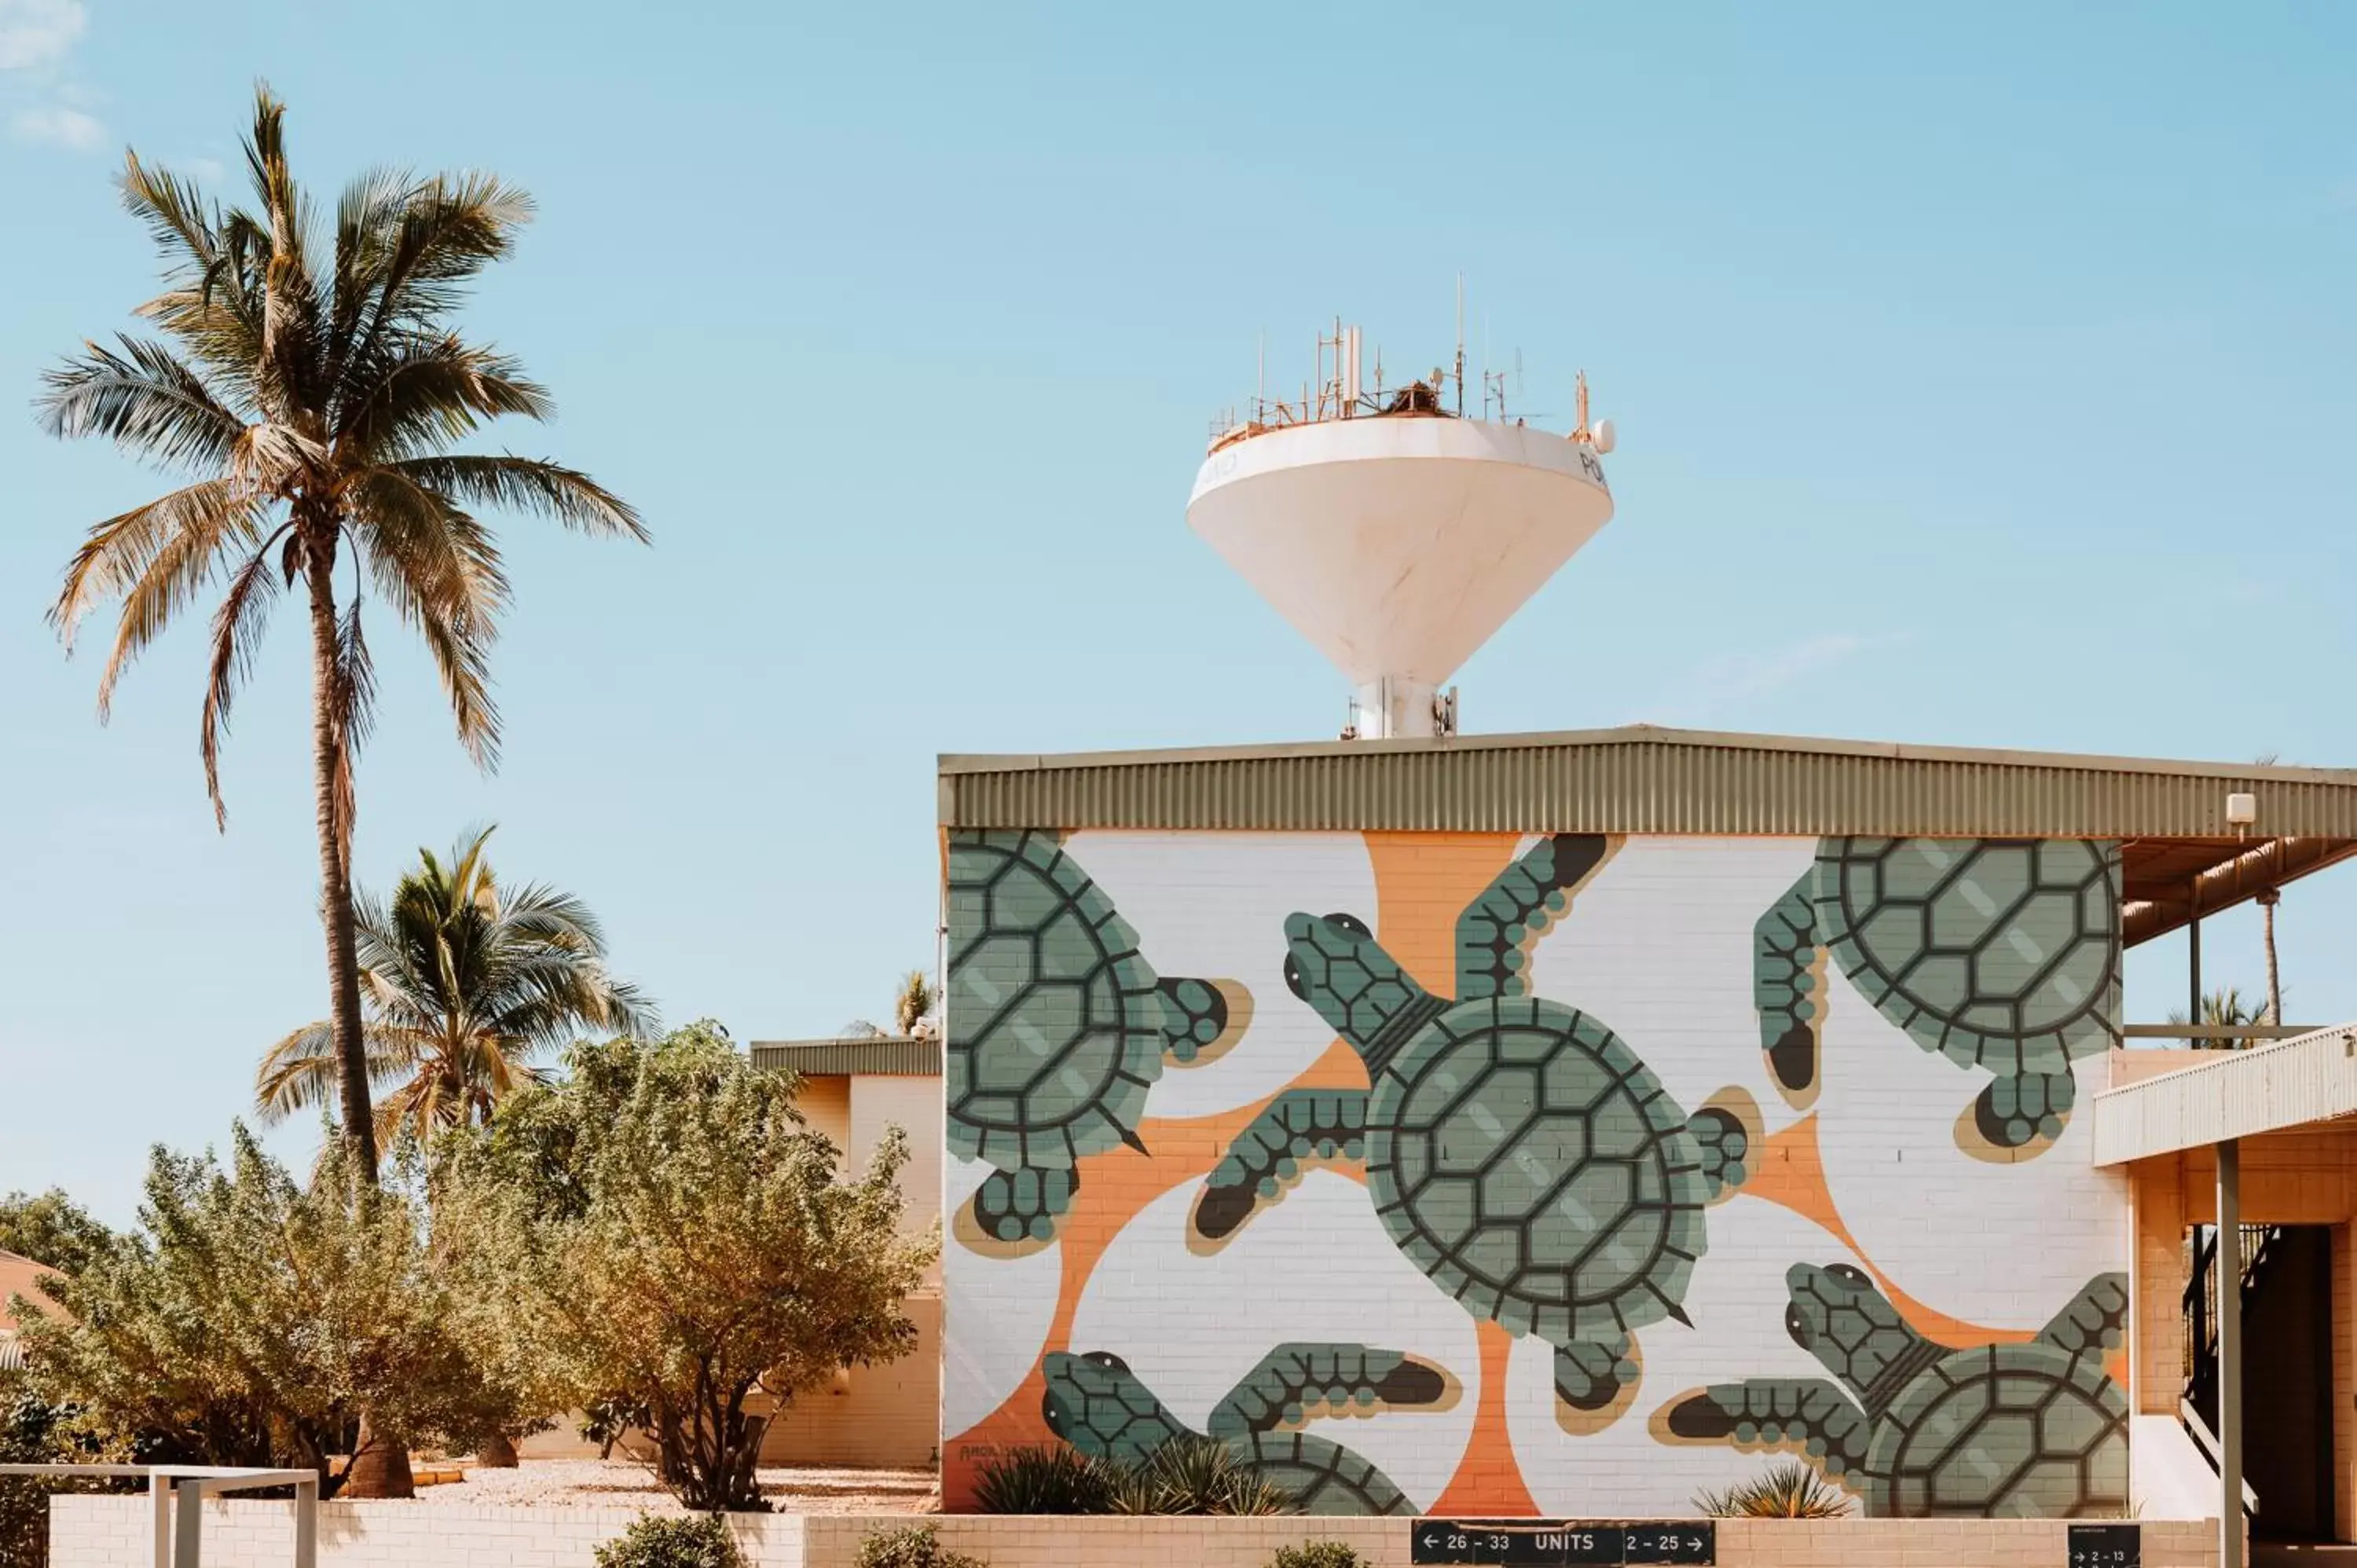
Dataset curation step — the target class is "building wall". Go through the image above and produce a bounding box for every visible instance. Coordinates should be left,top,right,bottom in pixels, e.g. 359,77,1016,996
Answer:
942,830,2133,1517
749,1069,943,1468
758,1291,941,1467
2128,1129,2357,1537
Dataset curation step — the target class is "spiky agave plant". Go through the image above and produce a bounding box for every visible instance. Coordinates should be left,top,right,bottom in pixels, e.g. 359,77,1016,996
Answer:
970,1445,1118,1515
1693,1460,1853,1519
1106,1437,1299,1517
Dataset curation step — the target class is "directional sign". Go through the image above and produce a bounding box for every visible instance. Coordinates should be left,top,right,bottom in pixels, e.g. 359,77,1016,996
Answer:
1410,1520,1714,1566
2066,1523,2139,1568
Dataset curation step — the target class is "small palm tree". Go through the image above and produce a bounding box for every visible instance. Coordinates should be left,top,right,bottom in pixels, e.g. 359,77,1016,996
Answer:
2168,986,2259,1051
256,826,654,1148
895,968,937,1035
39,88,644,1186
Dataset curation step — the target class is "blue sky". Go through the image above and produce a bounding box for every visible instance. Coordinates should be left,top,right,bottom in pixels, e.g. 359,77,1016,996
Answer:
3,2,2353,1218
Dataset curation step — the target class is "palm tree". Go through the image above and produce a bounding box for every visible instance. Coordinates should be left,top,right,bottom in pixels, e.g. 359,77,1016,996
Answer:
2168,986,2260,1051
256,826,654,1149
895,968,937,1035
38,89,644,1190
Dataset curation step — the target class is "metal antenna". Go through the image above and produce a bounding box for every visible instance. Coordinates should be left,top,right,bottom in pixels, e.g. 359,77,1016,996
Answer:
1454,273,1465,417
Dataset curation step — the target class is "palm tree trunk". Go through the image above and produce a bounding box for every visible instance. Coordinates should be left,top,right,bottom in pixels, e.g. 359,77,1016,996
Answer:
2259,889,2282,1026
306,543,378,1182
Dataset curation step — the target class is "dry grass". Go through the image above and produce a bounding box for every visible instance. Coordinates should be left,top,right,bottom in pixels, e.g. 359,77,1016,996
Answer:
412,1458,939,1514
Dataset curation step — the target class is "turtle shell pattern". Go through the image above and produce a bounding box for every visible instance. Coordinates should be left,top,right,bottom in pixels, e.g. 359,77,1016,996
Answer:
1816,838,2121,1075
1369,995,1711,1343
1869,1342,2127,1517
945,830,1167,1172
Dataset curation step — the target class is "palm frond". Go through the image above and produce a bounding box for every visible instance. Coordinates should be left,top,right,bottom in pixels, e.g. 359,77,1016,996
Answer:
352,481,504,767
252,1020,427,1123
87,491,273,720
239,84,328,423
334,334,550,458
387,455,646,542
198,537,288,825
36,336,249,473
330,170,533,407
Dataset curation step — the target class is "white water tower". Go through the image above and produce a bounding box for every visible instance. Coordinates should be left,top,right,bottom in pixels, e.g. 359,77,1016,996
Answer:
1187,321,1615,739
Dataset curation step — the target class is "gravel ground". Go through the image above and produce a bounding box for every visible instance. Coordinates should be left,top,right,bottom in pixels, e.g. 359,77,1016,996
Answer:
412,1458,939,1514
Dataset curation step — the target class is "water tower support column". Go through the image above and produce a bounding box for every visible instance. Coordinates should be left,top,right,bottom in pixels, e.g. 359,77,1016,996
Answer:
1354,678,1439,739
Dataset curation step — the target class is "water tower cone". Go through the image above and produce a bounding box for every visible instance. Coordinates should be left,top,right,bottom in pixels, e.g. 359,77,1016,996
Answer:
1187,387,1614,738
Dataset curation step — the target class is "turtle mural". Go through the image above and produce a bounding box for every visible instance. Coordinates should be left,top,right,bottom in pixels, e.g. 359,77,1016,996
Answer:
1659,1263,2128,1517
1042,1344,1449,1515
1189,833,1756,1416
1752,837,2121,1151
948,830,1246,1247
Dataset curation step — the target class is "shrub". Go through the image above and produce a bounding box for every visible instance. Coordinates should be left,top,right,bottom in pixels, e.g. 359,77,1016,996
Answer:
1269,1543,1365,1568
440,1025,938,1511
853,1522,986,1568
592,1512,744,1568
970,1445,1116,1514
1692,1460,1853,1519
1107,1436,1299,1516
19,1130,485,1494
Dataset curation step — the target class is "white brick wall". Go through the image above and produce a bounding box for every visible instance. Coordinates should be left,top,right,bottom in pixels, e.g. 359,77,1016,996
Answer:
48,1497,806,1568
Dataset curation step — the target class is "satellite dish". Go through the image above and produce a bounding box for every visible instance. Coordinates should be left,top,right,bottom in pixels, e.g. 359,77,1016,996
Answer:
1591,418,1617,455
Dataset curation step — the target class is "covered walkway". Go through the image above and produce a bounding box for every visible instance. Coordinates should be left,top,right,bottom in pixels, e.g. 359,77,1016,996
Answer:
2097,1028,2357,1568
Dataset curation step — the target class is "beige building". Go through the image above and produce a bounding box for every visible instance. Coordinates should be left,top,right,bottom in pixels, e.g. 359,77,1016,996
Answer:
0,1247,60,1369
746,1035,943,1470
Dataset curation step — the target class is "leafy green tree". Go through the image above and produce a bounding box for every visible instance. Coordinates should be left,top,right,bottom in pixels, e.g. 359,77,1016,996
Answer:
0,1190,112,1276
439,1024,937,1510
257,826,654,1154
17,1129,502,1496
36,88,644,1189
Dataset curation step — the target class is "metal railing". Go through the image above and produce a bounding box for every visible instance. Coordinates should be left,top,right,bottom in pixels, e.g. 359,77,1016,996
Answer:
0,1464,317,1568
2183,1224,2279,1428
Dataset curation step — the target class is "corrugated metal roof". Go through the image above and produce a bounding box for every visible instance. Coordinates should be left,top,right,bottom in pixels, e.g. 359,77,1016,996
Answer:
749,1037,942,1077
939,724,2357,838
2091,1024,2357,1165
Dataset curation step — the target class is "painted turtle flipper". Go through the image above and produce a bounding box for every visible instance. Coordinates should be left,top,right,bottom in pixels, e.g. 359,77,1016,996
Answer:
1972,1068,2077,1149
1684,1104,1754,1200
1192,1089,1369,1244
1157,976,1248,1065
1204,1342,1451,1437
1455,834,1615,1002
1553,1331,1639,1412
1751,869,1824,1101
970,1164,1079,1246
1230,1429,1417,1515
1659,1379,1876,1484
2033,1272,2129,1361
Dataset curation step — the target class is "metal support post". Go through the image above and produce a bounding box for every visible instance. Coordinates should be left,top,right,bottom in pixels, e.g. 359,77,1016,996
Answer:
150,1474,172,1568
172,1477,207,1568
2217,1138,2243,1568
294,1475,317,1568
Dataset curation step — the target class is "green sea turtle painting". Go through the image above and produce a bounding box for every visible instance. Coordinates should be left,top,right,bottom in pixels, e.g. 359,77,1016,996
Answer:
1753,837,2121,1152
1188,833,1757,1420
1660,1263,2128,1517
948,830,1248,1248
1042,1344,1450,1515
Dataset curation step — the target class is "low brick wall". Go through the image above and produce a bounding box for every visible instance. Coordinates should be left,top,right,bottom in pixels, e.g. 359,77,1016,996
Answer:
46,1497,808,1566
50,1498,2221,1568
